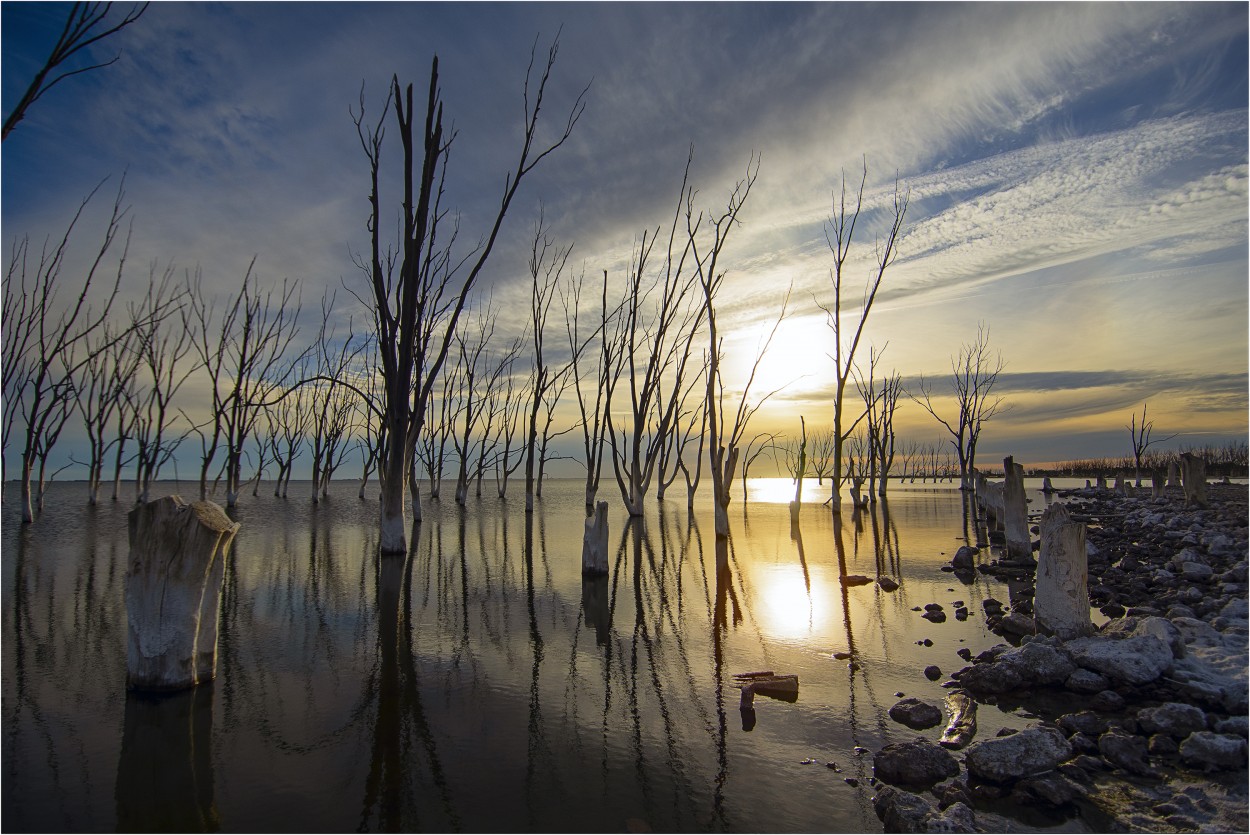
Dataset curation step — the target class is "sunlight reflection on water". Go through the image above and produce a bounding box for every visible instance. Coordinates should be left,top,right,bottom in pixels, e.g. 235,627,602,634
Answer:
2,478,1091,833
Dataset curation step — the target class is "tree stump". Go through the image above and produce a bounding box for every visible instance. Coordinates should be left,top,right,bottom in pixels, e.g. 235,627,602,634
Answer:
582,501,609,576
1034,503,1092,640
1179,453,1207,508
1151,471,1166,499
1113,473,1127,496
1041,477,1055,494
1167,461,1181,488
125,496,240,691
1002,456,1030,561
1095,475,1107,490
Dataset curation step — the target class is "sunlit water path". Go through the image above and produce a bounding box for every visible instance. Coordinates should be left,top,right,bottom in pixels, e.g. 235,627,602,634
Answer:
3,478,1090,832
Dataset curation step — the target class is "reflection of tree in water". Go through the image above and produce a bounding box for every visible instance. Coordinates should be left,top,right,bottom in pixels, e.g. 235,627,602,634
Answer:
4,504,128,831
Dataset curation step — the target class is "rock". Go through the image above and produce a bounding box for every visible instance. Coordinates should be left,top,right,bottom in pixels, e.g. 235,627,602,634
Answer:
956,648,973,662
1090,690,1126,712
999,642,1076,685
1012,770,1084,806
922,610,947,624
1171,616,1222,649
997,613,1035,636
1178,731,1248,770
1057,711,1108,737
951,546,977,570
873,786,978,833
935,780,973,810
965,727,1073,784
1213,716,1249,738
1098,729,1155,776
878,577,900,592
1147,734,1179,756
1064,668,1109,693
845,575,874,586
924,665,942,682
957,662,1023,695
890,698,943,730
928,802,977,833
874,738,960,787
1064,635,1172,685
1136,702,1207,738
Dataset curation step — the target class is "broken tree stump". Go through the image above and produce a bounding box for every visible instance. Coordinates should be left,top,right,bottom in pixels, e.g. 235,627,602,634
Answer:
1034,503,1092,640
1179,453,1208,508
1167,461,1181,488
582,501,609,576
1151,470,1165,499
1002,457,1031,561
125,496,240,691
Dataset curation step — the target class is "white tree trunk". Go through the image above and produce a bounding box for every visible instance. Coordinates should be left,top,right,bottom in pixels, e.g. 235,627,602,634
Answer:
1034,503,1092,640
582,501,609,576
125,496,240,691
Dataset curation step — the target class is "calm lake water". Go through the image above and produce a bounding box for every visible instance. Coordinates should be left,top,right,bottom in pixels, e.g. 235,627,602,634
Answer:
3,477,1088,833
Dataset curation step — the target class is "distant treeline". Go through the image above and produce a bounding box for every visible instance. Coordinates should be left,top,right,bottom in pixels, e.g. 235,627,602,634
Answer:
1023,441,1249,479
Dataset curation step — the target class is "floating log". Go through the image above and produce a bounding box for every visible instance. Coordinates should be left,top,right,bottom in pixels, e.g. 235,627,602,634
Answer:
738,674,799,705
1034,503,1093,640
939,692,978,749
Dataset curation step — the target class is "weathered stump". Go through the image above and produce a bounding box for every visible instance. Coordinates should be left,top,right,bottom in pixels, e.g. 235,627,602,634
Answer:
1113,473,1127,497
1034,503,1092,640
1095,475,1107,490
581,575,611,645
1167,461,1181,488
1151,470,1166,499
1002,456,1030,561
582,501,609,576
1041,477,1055,494
126,496,240,691
1179,453,1207,508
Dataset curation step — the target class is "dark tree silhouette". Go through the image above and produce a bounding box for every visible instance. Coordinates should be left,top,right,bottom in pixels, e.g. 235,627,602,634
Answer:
3,2,148,141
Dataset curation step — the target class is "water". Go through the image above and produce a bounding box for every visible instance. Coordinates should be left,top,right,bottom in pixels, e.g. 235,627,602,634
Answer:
2,478,1086,832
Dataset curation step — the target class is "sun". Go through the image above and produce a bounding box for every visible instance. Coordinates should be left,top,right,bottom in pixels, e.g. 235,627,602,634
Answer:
723,312,831,400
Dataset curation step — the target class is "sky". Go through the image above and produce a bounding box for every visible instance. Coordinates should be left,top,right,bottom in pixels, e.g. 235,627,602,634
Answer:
2,1,1247,479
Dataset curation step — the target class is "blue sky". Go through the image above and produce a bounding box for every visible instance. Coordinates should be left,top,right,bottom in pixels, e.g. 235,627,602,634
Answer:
2,1,1247,476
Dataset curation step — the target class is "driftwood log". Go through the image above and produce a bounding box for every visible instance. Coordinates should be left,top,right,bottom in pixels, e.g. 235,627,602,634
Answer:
125,496,240,691
939,692,977,749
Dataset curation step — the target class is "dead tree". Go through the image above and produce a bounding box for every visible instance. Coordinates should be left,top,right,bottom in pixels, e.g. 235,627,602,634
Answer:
75,319,140,504
450,300,497,505
306,298,362,502
266,364,310,498
854,348,903,499
130,267,195,503
471,337,522,499
912,324,1007,490
608,158,706,517
564,269,625,506
816,162,908,508
3,2,148,141
351,42,586,553
1127,402,1176,487
3,181,131,522
738,432,778,504
188,262,301,507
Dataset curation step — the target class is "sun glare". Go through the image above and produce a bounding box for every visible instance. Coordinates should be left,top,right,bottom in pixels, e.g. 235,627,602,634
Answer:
724,313,830,400
757,564,832,640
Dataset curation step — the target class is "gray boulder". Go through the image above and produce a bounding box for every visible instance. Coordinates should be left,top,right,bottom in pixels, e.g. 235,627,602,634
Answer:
1064,668,1109,693
1097,729,1155,776
872,786,978,833
1064,635,1172,685
964,727,1072,784
1136,703,1207,738
1000,641,1076,685
1213,716,1249,738
1178,732,1248,770
957,662,1023,695
874,738,960,787
890,698,944,730
951,546,977,570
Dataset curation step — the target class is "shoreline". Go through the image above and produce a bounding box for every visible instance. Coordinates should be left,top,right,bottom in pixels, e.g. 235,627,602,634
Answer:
872,483,1249,833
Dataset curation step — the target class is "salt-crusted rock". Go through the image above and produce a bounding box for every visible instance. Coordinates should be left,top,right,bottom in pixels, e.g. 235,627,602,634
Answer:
1178,732,1248,770
964,727,1072,784
1136,703,1207,738
1064,635,1172,685
873,786,978,833
1064,668,1109,693
1097,729,1155,776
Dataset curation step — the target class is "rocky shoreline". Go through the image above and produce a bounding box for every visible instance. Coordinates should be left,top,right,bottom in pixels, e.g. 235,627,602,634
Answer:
871,483,1249,833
